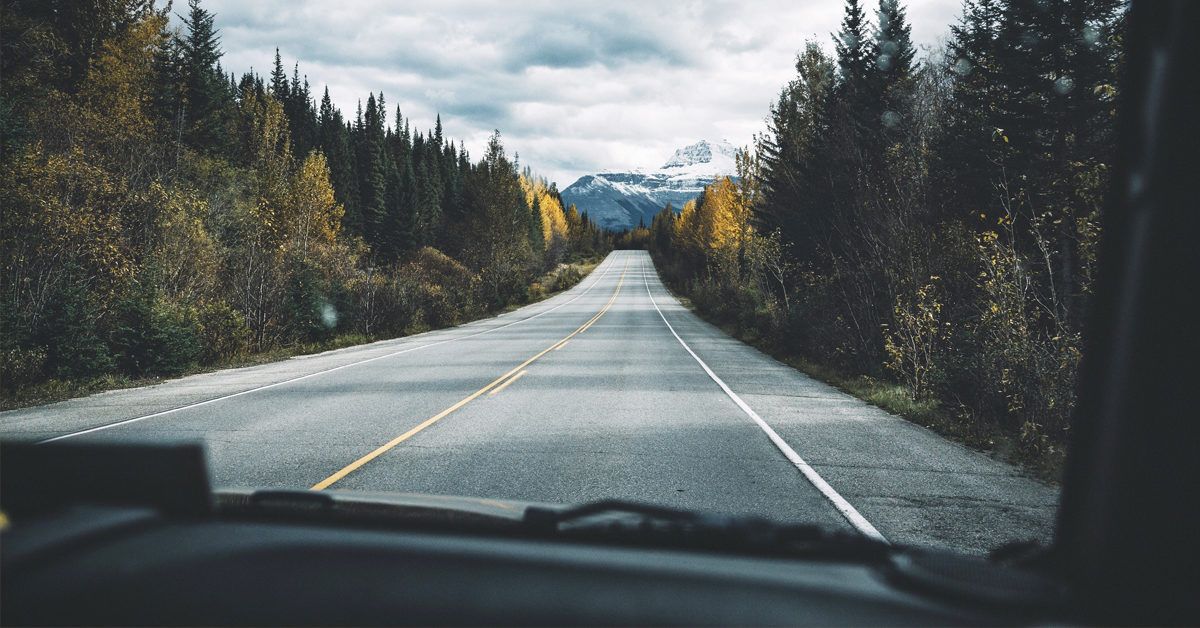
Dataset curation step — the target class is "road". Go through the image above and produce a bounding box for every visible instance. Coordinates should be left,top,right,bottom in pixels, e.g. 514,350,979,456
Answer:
0,250,1058,554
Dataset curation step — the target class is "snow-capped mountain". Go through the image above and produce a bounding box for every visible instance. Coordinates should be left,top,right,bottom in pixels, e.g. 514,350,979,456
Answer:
560,140,738,231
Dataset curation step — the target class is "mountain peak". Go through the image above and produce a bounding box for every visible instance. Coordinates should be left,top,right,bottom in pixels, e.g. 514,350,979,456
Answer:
561,139,740,231
661,139,736,169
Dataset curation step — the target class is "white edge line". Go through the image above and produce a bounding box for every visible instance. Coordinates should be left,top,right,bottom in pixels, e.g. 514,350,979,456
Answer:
38,256,619,444
639,257,888,543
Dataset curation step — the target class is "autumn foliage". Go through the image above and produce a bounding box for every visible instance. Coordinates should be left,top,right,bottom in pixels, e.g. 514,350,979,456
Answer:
0,0,609,394
640,0,1124,473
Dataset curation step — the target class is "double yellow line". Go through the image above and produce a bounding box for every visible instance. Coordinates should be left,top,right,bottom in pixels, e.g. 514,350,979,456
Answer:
311,261,629,490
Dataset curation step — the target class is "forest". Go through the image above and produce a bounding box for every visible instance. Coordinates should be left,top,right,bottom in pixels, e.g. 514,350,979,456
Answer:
625,0,1125,475
1,0,609,402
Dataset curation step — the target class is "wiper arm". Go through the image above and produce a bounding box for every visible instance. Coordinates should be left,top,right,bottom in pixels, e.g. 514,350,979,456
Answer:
523,499,891,560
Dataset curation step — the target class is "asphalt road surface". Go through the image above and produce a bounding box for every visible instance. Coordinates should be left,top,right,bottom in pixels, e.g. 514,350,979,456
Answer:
0,250,1058,554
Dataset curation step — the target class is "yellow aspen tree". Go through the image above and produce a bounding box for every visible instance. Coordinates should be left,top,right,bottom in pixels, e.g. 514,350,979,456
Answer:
676,198,702,257
287,151,346,260
78,13,166,157
700,177,742,253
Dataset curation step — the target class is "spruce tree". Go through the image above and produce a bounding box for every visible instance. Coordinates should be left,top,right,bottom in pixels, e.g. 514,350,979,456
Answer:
317,87,357,230
269,48,289,102
759,42,835,264
355,94,387,249
177,0,230,151
832,0,881,158
874,0,916,137
834,0,876,99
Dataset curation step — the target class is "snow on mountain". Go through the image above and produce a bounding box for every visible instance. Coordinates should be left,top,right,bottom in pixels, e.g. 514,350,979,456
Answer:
560,140,739,231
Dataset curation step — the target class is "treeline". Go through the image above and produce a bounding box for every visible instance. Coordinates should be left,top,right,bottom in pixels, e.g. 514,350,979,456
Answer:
0,0,609,392
633,0,1124,469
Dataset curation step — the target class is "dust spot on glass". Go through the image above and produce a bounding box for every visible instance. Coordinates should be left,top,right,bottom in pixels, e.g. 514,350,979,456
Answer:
953,57,972,76
321,302,338,329
877,53,894,71
881,111,901,129
1082,25,1101,46
1054,76,1074,95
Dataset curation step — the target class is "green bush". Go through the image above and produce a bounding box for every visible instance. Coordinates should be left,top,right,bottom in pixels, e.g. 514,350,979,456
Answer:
110,286,201,377
196,301,251,363
281,258,333,344
0,346,47,391
545,264,583,292
36,278,115,379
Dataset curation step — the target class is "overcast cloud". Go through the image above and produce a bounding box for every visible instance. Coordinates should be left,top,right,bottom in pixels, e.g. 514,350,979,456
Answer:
189,0,960,187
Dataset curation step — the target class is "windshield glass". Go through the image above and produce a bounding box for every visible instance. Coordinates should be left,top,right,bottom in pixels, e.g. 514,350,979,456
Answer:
0,0,1126,556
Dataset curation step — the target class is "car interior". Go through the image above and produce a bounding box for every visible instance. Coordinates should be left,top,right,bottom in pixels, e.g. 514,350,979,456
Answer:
2,0,1198,625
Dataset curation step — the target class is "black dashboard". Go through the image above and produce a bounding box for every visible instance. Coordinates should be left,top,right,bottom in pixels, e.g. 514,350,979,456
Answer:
1,501,1052,626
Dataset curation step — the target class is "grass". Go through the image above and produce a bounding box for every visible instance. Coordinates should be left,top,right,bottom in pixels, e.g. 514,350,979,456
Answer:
665,283,1064,483
1,257,606,414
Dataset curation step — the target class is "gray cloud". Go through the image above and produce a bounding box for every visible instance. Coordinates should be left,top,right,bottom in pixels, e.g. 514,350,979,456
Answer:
194,0,960,187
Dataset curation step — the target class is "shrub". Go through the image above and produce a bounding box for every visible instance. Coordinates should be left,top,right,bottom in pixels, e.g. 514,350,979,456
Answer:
196,301,251,363
110,286,201,377
527,282,547,300
36,277,115,379
0,346,47,391
402,247,482,320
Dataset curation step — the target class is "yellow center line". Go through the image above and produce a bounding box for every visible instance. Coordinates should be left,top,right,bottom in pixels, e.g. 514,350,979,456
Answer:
488,369,527,396
553,340,570,351
311,261,628,491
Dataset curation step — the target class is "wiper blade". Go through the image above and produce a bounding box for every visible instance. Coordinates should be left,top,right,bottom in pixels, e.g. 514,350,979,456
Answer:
523,499,891,560
216,489,526,529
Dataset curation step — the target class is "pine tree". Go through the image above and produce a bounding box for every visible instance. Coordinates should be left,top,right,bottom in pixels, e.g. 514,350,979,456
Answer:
269,48,289,102
177,0,230,151
759,42,835,263
399,155,419,252
355,94,387,249
151,21,187,163
831,0,881,173
528,189,546,262
834,0,876,99
381,153,408,260
874,0,916,136
417,159,443,246
875,0,915,84
317,86,358,230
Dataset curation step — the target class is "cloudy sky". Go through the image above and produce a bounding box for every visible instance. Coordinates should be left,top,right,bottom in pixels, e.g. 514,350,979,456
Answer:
191,0,960,188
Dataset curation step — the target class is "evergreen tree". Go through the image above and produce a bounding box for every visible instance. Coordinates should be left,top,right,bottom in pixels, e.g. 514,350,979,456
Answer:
269,47,289,102
759,42,835,263
177,0,230,151
831,0,882,187
355,94,387,248
417,159,443,246
874,0,916,136
834,0,876,99
317,86,357,230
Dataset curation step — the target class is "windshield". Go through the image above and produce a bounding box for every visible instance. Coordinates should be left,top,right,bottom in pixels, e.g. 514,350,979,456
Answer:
0,0,1125,557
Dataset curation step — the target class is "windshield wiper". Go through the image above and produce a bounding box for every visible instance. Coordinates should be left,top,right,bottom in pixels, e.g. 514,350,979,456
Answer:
223,492,890,560
523,499,891,561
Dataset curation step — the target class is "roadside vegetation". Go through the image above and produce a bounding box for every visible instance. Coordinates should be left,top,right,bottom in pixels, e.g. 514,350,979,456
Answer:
0,256,603,412
621,0,1125,480
0,0,611,405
